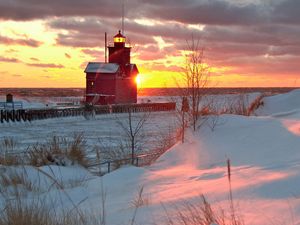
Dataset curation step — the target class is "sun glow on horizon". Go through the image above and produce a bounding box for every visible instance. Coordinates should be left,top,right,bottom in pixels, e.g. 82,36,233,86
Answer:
135,74,142,87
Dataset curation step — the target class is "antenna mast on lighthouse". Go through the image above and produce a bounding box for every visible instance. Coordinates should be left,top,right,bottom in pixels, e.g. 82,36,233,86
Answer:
104,32,107,63
122,0,125,35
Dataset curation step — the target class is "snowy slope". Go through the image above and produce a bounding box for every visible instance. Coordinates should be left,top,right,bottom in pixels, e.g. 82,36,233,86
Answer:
61,110,300,225
99,90,300,224
256,89,300,116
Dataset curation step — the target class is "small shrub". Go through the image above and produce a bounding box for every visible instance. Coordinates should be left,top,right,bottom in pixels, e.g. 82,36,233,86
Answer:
221,95,249,116
28,145,52,167
28,134,90,168
67,133,89,167
0,154,19,166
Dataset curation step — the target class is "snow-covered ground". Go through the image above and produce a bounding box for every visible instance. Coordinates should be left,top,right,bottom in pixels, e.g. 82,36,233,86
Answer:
0,112,178,157
1,90,300,224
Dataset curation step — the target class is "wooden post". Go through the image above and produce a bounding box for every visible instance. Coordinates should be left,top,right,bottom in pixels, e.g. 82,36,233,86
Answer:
16,110,20,122
4,111,9,122
0,110,3,123
11,110,16,122
136,157,139,166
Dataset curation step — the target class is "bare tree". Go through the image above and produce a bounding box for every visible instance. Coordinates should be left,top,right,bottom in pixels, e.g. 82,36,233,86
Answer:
181,37,210,131
116,109,150,164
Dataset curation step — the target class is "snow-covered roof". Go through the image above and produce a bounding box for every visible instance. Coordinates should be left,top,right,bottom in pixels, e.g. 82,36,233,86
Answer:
84,62,119,73
86,93,115,97
125,64,139,76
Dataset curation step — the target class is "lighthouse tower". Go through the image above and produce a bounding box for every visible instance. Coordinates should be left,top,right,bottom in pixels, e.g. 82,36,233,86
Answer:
84,31,138,105
109,30,131,67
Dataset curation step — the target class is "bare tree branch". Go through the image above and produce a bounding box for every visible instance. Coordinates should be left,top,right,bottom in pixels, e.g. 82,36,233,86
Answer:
116,109,150,164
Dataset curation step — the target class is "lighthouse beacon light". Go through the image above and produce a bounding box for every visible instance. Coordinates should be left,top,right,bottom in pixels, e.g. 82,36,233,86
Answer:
114,30,126,43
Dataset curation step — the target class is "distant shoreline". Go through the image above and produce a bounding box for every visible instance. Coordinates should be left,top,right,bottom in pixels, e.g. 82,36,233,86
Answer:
0,87,299,97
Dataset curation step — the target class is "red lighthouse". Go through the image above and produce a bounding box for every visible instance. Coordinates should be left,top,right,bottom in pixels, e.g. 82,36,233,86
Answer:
84,31,138,105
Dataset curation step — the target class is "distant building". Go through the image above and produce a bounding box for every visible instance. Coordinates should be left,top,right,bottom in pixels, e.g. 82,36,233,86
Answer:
84,31,138,105
0,94,23,110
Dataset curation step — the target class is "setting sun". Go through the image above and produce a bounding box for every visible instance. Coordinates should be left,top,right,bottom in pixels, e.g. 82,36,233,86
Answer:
135,74,141,86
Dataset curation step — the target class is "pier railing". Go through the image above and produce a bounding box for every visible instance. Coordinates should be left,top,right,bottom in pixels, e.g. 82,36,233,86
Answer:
0,101,23,110
0,102,176,123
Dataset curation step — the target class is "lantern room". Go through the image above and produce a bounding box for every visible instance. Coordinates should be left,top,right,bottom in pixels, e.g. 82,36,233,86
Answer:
113,30,126,47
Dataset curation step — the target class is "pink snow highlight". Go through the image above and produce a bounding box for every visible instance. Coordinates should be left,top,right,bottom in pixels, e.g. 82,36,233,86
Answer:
282,119,300,136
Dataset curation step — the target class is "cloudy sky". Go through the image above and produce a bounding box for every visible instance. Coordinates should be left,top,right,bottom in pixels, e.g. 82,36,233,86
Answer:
0,0,299,87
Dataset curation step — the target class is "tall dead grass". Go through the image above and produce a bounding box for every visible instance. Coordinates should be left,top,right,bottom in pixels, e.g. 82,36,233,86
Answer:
28,133,90,167
0,197,101,225
0,165,104,225
0,198,55,225
221,95,249,116
221,94,264,116
0,134,90,168
162,195,219,225
0,167,40,197
0,137,20,166
162,196,243,225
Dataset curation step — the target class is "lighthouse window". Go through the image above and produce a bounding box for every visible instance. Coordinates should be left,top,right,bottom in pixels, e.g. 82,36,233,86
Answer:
114,37,126,43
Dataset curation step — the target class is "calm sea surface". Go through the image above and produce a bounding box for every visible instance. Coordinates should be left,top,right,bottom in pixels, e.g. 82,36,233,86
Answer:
0,87,298,97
